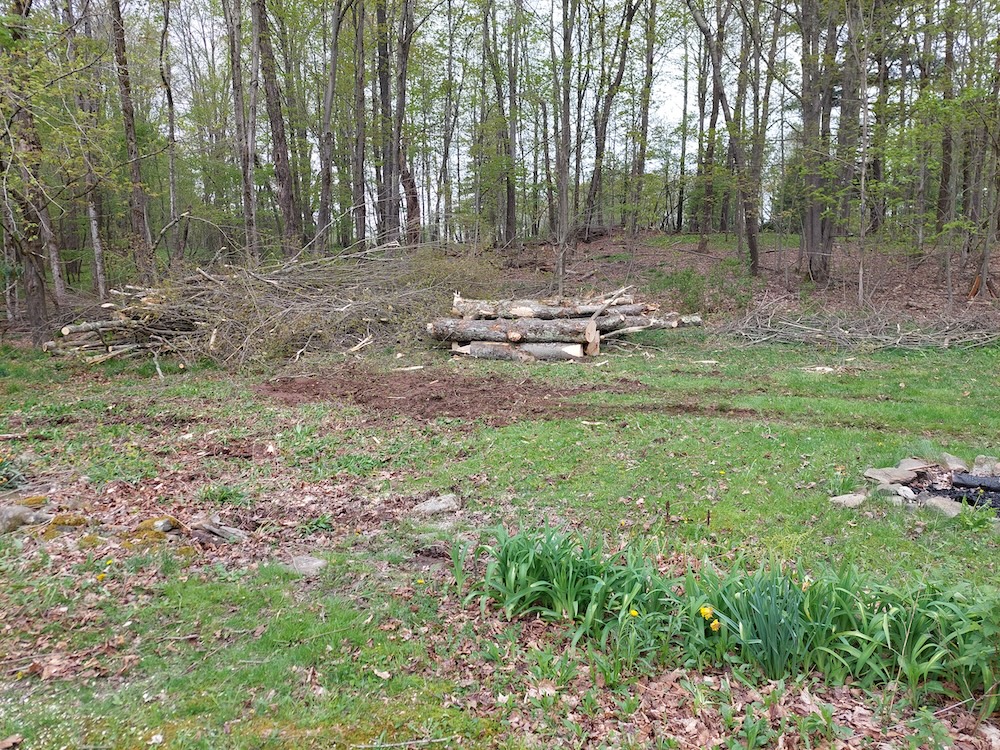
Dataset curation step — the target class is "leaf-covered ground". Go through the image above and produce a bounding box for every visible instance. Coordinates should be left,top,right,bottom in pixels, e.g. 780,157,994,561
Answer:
1,334,999,748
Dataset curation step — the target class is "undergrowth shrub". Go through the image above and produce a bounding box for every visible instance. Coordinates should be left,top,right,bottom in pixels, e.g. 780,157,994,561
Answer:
472,527,1000,715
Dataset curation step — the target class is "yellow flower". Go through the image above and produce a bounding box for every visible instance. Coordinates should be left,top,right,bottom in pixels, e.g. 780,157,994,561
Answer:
699,605,714,620
710,619,721,632
96,573,106,582
629,609,639,617
105,559,113,565
416,579,425,584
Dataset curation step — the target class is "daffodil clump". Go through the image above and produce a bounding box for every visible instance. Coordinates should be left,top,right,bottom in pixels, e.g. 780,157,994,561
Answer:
474,528,1000,716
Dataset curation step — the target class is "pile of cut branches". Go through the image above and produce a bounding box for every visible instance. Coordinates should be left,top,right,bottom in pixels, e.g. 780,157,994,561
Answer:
44,253,499,367
724,301,1000,350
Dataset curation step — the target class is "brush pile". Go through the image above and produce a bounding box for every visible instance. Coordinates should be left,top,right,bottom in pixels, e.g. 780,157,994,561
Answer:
44,253,494,367
429,289,701,362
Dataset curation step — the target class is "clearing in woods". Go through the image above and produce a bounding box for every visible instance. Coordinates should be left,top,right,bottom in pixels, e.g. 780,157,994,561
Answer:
1,240,999,748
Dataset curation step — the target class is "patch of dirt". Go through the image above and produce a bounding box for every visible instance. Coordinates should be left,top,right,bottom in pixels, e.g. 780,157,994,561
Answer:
258,366,641,425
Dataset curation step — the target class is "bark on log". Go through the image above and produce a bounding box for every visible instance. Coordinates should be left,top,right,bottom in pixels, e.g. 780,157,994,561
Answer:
428,313,693,344
952,473,1000,492
452,293,643,319
451,341,584,362
61,320,131,336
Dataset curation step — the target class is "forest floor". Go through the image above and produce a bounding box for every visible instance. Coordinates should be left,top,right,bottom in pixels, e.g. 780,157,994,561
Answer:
533,232,1000,328
1,233,999,748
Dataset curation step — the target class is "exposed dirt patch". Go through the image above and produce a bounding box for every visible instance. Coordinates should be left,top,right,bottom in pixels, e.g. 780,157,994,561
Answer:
257,366,641,425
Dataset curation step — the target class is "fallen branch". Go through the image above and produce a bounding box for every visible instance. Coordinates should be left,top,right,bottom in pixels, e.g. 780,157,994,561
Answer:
350,736,460,750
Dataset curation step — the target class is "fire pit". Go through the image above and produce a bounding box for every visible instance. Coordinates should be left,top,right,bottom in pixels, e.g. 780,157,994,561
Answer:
831,454,1000,518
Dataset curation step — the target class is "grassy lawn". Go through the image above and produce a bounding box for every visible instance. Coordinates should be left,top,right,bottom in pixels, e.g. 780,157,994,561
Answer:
1,334,998,748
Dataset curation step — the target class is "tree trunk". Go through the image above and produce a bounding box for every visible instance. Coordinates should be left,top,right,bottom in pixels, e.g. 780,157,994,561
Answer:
428,312,694,344
552,0,578,293
254,0,301,255
676,32,689,233
393,0,416,244
2,0,49,343
110,0,155,282
451,341,584,362
934,6,955,235
685,0,761,274
452,294,645,319
583,0,639,239
222,0,260,261
375,0,399,243
628,0,656,235
351,1,367,246
159,0,179,266
317,0,344,253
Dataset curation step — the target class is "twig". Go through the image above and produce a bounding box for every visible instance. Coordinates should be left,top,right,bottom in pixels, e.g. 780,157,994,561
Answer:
350,735,460,749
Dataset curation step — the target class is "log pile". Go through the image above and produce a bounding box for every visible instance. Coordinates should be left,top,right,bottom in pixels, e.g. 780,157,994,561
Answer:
429,289,701,362
43,286,198,364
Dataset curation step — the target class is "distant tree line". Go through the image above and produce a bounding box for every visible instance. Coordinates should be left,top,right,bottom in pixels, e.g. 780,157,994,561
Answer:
2,0,998,344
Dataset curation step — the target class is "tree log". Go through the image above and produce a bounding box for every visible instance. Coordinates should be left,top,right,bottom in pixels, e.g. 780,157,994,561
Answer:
952,473,1000,492
452,293,644,319
451,341,584,362
61,320,131,336
428,313,692,344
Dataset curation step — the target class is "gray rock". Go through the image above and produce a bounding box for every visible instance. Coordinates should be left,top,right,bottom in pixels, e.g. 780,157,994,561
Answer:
864,467,917,485
286,555,327,577
0,505,52,534
940,453,969,473
896,457,933,472
151,518,175,532
411,493,462,517
830,493,867,509
916,493,962,518
875,483,916,500
972,455,1000,477
874,486,906,506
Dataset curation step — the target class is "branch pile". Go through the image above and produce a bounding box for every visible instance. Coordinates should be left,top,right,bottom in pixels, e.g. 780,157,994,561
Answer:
724,302,1000,350
429,289,702,362
44,254,488,367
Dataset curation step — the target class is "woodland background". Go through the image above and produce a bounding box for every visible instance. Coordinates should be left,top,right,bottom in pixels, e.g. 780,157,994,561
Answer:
2,0,999,346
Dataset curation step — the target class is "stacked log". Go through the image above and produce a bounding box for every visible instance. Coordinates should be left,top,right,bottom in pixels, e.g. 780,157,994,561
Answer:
429,290,701,362
42,287,197,364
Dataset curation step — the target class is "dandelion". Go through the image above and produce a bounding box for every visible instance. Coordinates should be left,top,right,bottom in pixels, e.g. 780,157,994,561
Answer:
416,578,425,585
710,619,721,632
96,573,106,582
105,559,113,566
699,604,714,620
629,609,639,617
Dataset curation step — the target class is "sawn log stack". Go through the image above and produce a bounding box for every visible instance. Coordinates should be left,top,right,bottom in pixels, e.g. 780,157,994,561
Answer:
429,291,701,362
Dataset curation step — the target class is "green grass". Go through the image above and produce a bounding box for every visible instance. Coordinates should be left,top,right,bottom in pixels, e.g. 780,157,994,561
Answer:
1,337,998,746
0,554,490,749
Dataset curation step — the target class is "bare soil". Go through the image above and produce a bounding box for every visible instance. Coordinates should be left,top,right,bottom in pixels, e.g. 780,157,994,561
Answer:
257,366,641,425
256,366,770,425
